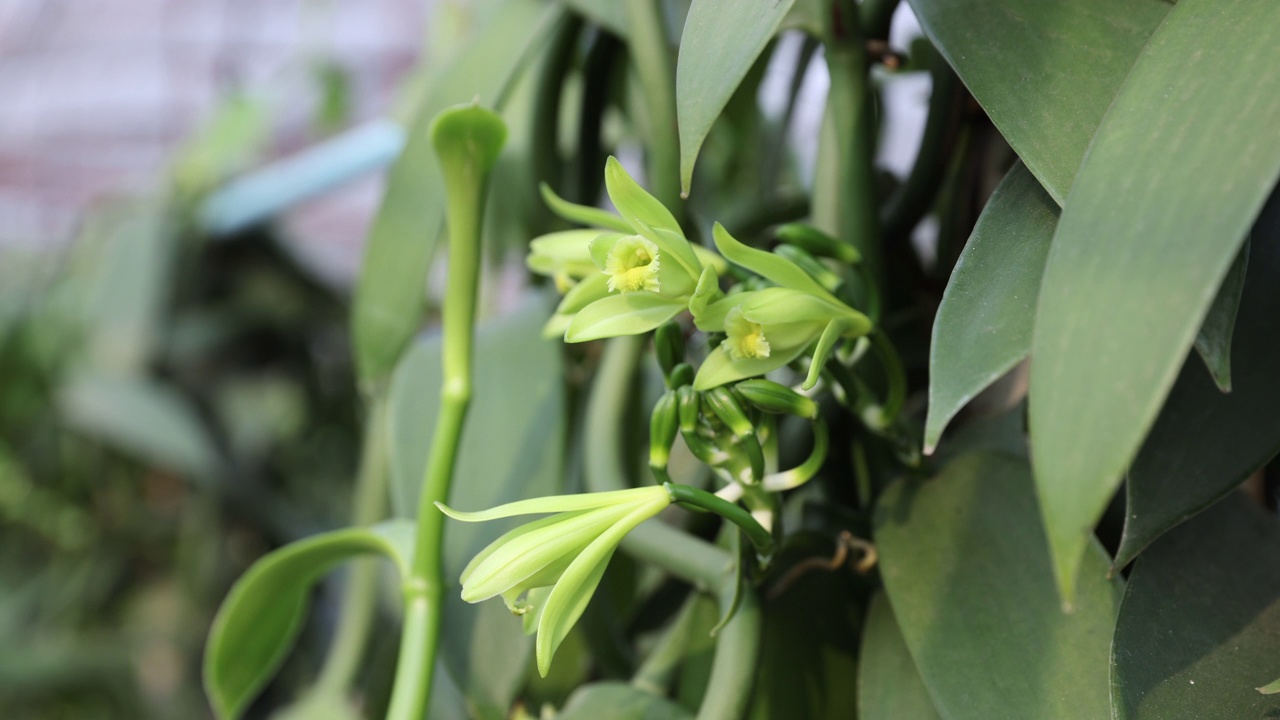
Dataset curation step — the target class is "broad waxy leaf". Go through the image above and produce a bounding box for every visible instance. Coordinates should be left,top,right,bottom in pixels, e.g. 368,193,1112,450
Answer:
388,299,565,712
906,0,1169,204
352,0,561,383
1115,192,1280,569
203,522,415,720
1111,495,1280,719
1029,0,1280,602
925,162,1055,452
857,593,943,720
676,0,795,195
557,682,693,720
875,452,1122,720
1190,240,1248,393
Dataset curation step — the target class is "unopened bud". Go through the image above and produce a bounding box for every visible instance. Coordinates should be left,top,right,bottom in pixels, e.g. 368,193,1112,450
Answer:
703,387,755,438
649,392,679,469
677,385,701,433
668,362,695,389
654,322,686,379
775,223,860,265
736,379,819,420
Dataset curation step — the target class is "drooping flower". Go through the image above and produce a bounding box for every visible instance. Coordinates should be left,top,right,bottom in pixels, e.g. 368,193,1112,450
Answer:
437,486,673,676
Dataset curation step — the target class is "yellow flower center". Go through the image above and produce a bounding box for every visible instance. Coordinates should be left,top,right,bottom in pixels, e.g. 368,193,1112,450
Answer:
723,307,770,360
604,236,661,293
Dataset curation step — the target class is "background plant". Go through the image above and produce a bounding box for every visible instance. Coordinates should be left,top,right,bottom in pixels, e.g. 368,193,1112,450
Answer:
7,0,1280,718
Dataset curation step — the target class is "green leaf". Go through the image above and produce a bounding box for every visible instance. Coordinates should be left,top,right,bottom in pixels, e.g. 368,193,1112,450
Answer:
925,162,1056,452
352,0,562,383
857,593,943,720
1114,193,1280,569
1111,495,1280,719
387,299,565,712
675,0,795,196
204,521,415,720
1028,0,1280,602
58,372,221,484
559,0,627,37
874,452,1122,720
906,0,1169,204
1191,240,1248,393
557,682,694,720
565,293,687,343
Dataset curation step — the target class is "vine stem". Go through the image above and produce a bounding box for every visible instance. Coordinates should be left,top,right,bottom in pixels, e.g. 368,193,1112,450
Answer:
385,111,493,720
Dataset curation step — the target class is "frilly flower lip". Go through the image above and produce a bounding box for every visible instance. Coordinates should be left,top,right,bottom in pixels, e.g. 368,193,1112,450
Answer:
436,486,673,677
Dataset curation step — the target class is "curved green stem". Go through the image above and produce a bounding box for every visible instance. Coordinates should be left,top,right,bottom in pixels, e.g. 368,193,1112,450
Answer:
665,483,775,557
871,330,906,424
315,391,391,694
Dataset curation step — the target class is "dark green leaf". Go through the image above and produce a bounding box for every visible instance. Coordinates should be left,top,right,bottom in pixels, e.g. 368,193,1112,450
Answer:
676,0,795,196
1115,193,1280,569
352,0,561,383
1191,240,1248,393
560,0,627,36
857,593,943,720
203,522,415,720
557,682,693,720
1111,495,1280,719
387,299,565,714
874,452,1121,720
906,0,1168,204
925,162,1055,452
1028,0,1280,602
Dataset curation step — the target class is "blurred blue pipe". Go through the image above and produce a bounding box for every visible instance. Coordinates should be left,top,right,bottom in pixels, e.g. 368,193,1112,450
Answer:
199,120,406,236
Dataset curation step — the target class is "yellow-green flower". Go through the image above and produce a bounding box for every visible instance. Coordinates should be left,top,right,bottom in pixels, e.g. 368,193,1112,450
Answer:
602,235,661,293
437,486,673,676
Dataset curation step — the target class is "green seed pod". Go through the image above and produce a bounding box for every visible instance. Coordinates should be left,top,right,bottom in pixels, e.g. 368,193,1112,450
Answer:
774,244,842,292
668,362,695,389
654,321,685,378
703,387,755,438
677,385,701,433
736,379,819,420
775,223,860,265
649,391,679,469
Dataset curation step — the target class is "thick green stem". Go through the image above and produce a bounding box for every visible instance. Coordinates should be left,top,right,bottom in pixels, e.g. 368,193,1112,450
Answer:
625,0,681,207
818,1,882,281
315,392,391,694
386,108,499,720
694,588,762,720
665,483,775,557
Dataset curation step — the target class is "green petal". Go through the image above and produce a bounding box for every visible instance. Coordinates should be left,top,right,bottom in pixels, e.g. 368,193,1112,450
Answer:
604,156,683,235
564,294,686,342
712,223,842,304
556,273,611,315
688,265,724,322
535,493,670,676
436,486,670,522
459,511,575,585
803,318,855,391
539,182,633,233
634,220,703,289
692,341,812,390
460,505,632,602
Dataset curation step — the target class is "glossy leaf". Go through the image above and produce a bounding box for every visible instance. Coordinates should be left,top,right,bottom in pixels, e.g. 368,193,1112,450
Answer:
1029,0,1280,602
58,372,220,483
857,593,942,720
874,452,1122,720
676,0,795,196
1191,240,1248,393
1115,192,1280,569
925,162,1055,453
906,0,1169,204
204,522,415,720
558,682,693,720
352,0,561,383
1111,495,1280,719
388,299,565,712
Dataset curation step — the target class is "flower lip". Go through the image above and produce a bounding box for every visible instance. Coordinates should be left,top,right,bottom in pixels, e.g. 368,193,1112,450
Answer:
604,235,662,293
723,306,771,360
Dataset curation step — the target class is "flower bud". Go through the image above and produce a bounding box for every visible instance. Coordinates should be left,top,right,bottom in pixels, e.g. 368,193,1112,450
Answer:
649,391,680,471
668,362,695,389
677,385,701,434
735,379,819,419
654,321,685,377
775,223,860,265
